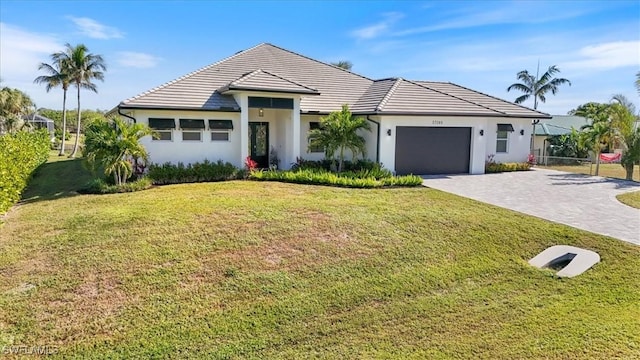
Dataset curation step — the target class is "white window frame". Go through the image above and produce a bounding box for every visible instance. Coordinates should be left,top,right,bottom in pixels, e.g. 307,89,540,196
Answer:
496,130,509,153
210,131,230,142
153,130,173,141
182,130,203,142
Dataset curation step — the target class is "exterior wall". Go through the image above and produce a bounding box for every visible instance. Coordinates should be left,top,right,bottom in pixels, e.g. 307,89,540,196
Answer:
376,115,532,175
487,119,532,164
133,109,242,167
533,135,548,157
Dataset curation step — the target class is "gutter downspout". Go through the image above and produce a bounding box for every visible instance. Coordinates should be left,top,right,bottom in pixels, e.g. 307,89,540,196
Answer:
118,106,137,123
366,115,380,163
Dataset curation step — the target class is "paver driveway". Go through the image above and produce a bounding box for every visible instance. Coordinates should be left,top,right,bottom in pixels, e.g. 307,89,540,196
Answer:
422,168,640,245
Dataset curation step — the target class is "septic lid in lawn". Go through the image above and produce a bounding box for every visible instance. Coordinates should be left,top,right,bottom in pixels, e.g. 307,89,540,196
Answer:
529,245,600,277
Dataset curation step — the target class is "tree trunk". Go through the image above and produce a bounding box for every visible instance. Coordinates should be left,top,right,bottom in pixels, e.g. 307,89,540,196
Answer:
624,163,634,181
59,89,68,156
338,146,345,172
595,151,601,176
69,86,81,158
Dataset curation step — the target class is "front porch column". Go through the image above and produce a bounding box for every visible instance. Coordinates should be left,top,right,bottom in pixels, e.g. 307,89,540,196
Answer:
291,97,301,165
239,94,249,167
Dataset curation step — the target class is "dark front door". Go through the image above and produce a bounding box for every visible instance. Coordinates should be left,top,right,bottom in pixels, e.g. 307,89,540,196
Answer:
249,122,269,168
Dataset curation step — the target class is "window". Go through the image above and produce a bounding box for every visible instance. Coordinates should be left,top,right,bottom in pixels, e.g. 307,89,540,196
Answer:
211,131,229,141
496,130,509,153
208,119,233,130
308,122,323,153
149,118,175,141
182,131,202,141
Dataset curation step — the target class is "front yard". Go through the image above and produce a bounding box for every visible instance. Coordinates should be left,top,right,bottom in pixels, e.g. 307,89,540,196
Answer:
539,163,640,182
0,156,638,358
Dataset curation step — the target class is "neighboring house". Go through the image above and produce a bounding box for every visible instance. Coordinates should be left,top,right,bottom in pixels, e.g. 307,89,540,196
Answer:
112,43,549,175
23,113,55,140
532,115,589,158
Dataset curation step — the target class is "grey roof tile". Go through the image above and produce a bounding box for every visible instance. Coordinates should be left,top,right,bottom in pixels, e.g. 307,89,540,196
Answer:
220,69,320,95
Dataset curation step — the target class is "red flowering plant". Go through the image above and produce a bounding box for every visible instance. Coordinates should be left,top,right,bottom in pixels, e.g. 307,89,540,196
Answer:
245,156,258,172
527,154,536,165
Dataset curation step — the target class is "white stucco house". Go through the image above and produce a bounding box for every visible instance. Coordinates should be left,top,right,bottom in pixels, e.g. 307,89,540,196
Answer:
112,43,550,175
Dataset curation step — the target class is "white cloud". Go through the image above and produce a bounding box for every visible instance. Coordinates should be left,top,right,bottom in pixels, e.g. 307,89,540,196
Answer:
67,16,124,39
563,41,640,70
350,12,403,40
116,52,161,68
0,23,63,79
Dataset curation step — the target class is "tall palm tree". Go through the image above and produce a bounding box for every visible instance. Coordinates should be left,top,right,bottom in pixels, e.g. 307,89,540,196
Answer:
34,58,71,155
330,60,353,71
635,71,640,96
56,43,106,158
308,104,371,172
507,64,571,110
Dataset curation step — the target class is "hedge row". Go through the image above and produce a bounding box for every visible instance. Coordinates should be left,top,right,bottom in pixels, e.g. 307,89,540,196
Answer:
0,130,50,213
250,169,423,188
485,162,531,173
147,160,243,185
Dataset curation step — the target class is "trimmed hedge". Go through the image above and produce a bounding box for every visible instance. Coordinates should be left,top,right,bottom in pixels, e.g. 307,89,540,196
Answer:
250,169,423,188
485,162,531,173
80,177,153,194
0,130,50,213
147,160,243,185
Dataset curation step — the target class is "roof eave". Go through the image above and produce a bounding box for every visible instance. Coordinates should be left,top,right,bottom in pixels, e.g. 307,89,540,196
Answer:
222,86,320,95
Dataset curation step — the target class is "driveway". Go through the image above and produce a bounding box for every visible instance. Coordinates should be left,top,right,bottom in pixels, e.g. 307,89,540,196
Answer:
422,168,640,245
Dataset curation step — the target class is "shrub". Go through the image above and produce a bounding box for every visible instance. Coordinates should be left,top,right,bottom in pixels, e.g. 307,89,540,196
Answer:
250,168,422,188
0,130,50,213
80,177,152,194
485,162,531,173
147,160,241,185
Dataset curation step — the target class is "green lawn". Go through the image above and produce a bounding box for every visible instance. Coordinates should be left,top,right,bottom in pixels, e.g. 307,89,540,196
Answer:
1,156,639,358
539,163,640,182
617,190,640,209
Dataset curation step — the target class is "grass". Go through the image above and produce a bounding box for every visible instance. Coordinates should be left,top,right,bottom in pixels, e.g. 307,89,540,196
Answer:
0,156,639,358
617,190,640,209
539,163,640,182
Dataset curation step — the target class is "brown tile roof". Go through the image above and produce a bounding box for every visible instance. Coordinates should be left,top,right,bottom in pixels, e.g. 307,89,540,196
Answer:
119,43,549,118
219,69,320,95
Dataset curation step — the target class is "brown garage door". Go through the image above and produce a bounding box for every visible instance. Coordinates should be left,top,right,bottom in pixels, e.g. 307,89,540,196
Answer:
395,126,471,175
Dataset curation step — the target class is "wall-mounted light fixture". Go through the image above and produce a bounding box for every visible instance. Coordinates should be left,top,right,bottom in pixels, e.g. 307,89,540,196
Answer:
479,129,484,136
258,108,264,117
387,128,392,136
520,129,525,135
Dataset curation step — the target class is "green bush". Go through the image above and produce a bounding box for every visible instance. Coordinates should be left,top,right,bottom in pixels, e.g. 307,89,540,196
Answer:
292,158,382,172
250,168,422,188
0,130,50,213
80,177,152,194
147,160,241,185
485,162,531,173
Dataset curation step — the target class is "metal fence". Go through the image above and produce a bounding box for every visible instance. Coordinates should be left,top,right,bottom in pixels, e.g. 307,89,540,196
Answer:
536,156,592,167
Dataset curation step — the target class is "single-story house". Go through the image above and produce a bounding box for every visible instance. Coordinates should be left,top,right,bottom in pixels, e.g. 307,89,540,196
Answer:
113,43,550,175
532,115,589,158
23,113,55,140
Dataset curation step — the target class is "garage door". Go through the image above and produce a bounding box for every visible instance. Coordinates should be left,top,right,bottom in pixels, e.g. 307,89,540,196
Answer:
395,127,471,175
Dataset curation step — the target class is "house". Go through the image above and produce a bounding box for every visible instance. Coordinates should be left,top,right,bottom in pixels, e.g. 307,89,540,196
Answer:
113,43,550,175
532,115,589,158
23,113,55,140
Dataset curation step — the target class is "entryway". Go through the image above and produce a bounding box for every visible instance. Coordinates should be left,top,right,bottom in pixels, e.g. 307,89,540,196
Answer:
249,122,269,168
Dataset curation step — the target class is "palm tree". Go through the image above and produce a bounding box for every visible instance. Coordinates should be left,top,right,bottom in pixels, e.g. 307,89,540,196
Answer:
635,71,640,96
34,58,71,155
308,104,371,172
85,117,154,185
56,43,106,158
330,60,353,71
507,64,571,109
578,121,610,176
0,87,33,133
610,94,640,180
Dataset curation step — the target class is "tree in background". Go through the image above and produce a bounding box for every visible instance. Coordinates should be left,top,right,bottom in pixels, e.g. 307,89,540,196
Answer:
84,117,154,185
610,94,640,180
34,57,71,155
56,43,106,158
330,60,353,71
635,71,640,95
0,87,34,134
308,104,370,172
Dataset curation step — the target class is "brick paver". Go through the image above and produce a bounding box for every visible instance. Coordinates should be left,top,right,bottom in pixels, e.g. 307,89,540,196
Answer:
422,168,640,245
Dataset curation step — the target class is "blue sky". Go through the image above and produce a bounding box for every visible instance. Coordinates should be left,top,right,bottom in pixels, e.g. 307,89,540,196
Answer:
1,0,638,115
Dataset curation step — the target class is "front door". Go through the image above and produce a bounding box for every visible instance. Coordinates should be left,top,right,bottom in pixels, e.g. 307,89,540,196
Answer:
249,122,269,168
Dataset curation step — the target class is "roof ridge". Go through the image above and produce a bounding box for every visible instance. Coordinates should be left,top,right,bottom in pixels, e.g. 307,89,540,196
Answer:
407,79,505,116
121,43,268,105
439,81,549,117
258,69,318,91
376,78,402,112
262,43,374,82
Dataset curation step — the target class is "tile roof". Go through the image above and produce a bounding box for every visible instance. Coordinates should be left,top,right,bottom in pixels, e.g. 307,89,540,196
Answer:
534,115,589,135
219,69,320,95
119,43,550,118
